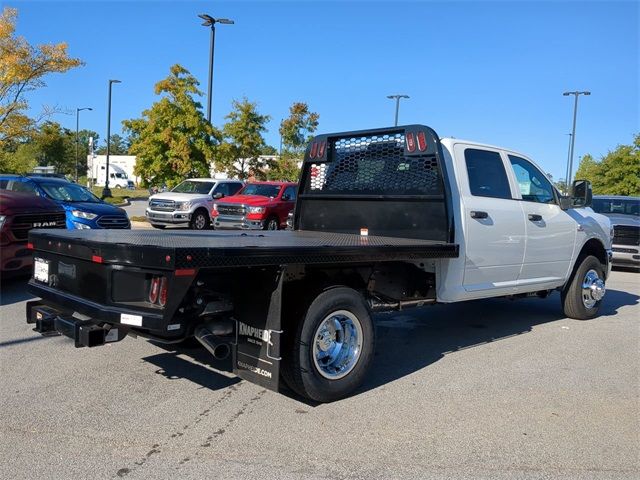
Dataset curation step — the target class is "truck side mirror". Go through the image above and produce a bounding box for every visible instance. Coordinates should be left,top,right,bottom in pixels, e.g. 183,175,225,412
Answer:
571,180,593,208
213,192,224,199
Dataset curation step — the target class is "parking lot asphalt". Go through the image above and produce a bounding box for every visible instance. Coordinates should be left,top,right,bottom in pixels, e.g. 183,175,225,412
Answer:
0,270,638,480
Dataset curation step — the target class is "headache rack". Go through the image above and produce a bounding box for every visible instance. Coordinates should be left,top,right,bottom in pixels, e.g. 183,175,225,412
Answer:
294,125,454,243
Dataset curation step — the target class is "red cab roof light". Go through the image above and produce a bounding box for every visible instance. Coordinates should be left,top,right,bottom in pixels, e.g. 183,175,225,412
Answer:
416,131,427,152
406,132,416,153
309,142,318,159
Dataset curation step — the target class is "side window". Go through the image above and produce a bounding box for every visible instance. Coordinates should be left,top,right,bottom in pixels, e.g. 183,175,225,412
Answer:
508,155,555,204
283,186,297,201
464,149,512,199
229,183,243,195
213,183,229,196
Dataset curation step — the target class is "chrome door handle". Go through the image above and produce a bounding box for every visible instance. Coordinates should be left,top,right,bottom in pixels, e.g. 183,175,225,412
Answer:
470,211,488,219
528,214,543,221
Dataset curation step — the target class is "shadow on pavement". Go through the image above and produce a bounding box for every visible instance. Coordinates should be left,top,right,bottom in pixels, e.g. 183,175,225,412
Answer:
140,288,638,403
143,342,241,392
0,277,34,307
359,289,638,397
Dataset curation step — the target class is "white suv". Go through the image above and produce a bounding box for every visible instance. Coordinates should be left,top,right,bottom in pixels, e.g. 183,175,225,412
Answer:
146,179,244,230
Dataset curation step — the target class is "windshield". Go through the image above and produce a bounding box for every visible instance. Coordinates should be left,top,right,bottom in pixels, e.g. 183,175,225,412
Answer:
40,182,101,203
240,184,282,198
115,172,126,179
592,198,639,216
171,180,214,194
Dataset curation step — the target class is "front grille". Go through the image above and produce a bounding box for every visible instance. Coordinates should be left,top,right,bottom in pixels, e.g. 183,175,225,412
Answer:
97,215,130,229
149,199,176,212
217,204,245,216
11,212,66,240
613,225,640,246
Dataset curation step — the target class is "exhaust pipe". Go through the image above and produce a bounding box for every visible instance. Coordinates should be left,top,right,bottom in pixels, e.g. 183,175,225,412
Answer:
194,325,231,360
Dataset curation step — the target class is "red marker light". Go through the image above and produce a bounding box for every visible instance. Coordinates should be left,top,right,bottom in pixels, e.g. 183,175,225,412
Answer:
27,242,34,250
317,141,326,158
91,255,103,264
417,131,427,151
165,255,171,262
175,268,196,277
406,132,416,152
309,142,318,159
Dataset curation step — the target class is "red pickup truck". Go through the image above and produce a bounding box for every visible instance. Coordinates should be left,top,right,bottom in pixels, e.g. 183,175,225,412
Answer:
212,181,297,230
0,191,66,277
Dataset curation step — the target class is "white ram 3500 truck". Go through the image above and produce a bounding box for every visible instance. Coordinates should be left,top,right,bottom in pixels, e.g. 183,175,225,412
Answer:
27,125,611,402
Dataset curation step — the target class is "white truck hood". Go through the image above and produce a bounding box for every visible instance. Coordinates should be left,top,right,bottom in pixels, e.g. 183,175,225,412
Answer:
149,192,211,202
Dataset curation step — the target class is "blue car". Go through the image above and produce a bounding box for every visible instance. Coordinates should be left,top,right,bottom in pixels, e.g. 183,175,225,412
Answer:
0,175,130,229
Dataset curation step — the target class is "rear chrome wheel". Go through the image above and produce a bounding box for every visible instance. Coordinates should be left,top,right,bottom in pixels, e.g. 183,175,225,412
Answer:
312,310,363,380
282,287,374,402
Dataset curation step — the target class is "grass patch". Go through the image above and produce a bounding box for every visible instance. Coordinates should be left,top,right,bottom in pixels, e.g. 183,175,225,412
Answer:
91,187,149,199
129,216,148,223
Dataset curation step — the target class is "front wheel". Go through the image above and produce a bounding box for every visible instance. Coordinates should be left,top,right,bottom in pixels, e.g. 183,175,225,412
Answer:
264,216,279,231
189,210,210,230
283,287,375,402
561,255,606,320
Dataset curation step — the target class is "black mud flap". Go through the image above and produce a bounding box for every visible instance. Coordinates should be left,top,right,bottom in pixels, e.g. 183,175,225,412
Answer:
231,267,284,392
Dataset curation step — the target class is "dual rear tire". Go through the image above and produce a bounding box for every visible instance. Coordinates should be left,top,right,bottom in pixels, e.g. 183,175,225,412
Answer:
283,287,375,403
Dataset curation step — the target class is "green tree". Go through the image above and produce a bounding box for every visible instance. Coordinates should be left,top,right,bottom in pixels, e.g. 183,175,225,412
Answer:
96,133,129,155
598,134,640,196
122,64,219,188
575,136,640,196
0,141,38,173
217,98,270,180
32,121,75,173
0,7,83,147
266,155,301,182
279,102,319,157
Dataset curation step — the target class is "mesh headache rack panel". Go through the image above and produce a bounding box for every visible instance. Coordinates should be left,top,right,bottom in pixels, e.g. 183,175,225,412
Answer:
306,131,441,196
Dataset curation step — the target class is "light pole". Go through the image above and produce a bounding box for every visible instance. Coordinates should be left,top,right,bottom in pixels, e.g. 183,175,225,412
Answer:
198,13,234,124
563,133,572,194
103,79,121,198
387,94,409,126
75,107,92,182
563,90,590,187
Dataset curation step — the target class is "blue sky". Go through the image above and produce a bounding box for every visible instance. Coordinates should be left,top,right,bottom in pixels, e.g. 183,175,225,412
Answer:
9,0,639,180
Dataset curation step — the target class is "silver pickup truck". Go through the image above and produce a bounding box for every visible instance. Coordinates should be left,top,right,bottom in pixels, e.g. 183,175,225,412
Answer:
146,179,244,230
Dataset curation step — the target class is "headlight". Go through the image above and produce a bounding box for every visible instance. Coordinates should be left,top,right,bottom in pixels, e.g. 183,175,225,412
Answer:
212,203,218,212
176,201,192,211
72,221,92,229
71,210,97,220
247,206,265,214
0,215,5,229
610,225,615,241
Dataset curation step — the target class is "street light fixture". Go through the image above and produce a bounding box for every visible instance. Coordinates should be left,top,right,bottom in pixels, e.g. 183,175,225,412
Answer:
103,79,121,199
75,107,92,182
563,90,590,188
198,13,234,124
386,94,410,126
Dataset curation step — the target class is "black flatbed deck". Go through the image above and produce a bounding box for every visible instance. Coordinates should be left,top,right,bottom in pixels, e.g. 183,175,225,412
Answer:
30,229,459,269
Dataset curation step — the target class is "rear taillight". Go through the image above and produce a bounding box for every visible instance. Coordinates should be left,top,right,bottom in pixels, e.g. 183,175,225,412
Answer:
149,276,161,304
158,277,168,307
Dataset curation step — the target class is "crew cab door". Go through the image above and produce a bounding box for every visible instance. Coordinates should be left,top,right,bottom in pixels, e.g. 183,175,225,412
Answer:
279,185,297,225
457,145,526,292
505,155,576,285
